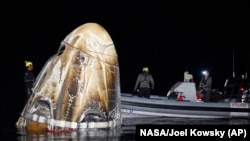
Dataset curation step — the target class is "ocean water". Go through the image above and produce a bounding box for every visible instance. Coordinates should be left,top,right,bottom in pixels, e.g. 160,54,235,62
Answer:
2,114,249,141
2,93,249,140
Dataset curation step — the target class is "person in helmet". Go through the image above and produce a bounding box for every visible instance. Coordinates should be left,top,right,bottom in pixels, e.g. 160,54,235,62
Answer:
134,67,155,98
199,70,212,102
24,60,36,100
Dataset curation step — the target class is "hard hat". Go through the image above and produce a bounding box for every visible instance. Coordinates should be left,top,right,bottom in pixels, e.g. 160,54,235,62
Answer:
143,67,149,72
25,60,33,67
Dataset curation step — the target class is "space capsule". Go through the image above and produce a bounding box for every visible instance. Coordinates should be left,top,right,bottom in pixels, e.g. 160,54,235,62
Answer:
16,23,122,133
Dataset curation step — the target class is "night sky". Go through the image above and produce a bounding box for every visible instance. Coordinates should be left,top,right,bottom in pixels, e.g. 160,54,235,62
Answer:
2,1,249,104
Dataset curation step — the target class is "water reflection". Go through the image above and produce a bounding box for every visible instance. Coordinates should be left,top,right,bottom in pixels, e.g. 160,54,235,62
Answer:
229,118,250,125
17,128,123,141
15,116,249,140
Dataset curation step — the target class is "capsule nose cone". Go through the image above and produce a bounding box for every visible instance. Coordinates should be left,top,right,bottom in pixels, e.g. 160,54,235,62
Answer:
64,22,117,59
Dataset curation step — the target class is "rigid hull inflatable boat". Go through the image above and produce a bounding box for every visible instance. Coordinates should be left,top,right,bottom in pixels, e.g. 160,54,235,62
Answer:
121,82,250,119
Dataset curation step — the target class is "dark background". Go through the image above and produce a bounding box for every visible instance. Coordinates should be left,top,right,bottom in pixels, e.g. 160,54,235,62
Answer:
1,1,249,121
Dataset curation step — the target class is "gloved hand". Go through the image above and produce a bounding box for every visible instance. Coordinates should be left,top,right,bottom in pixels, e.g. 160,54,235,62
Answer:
132,89,138,95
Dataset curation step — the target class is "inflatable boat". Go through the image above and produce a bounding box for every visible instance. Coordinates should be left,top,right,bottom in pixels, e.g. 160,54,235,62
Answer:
121,82,250,119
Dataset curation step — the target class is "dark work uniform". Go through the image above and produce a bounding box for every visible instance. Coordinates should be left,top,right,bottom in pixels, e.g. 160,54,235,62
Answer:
134,72,154,98
24,70,35,99
199,76,212,102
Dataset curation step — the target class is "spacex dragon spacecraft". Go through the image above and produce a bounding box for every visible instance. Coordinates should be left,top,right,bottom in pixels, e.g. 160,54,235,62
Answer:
16,23,122,133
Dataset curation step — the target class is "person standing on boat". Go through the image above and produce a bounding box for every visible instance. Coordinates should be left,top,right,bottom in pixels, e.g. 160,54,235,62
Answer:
133,67,154,98
24,60,36,101
199,70,212,102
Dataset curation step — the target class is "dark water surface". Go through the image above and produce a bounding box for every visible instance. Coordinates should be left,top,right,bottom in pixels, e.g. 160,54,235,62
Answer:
2,113,249,141
1,95,249,140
